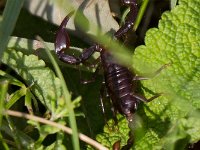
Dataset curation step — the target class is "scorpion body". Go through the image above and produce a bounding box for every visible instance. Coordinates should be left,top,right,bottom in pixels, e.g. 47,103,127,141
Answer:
54,0,153,149
100,49,138,121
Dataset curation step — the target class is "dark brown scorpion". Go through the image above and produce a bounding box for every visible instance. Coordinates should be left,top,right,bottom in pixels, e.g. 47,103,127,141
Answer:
55,0,164,149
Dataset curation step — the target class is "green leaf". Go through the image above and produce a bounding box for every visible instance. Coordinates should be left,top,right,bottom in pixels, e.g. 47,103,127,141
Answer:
6,85,27,109
0,70,24,87
95,0,200,149
27,120,65,146
1,48,63,116
96,115,130,148
132,0,200,148
1,120,35,149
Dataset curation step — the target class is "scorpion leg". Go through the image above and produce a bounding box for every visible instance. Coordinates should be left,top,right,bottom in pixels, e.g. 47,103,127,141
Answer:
121,131,134,150
113,140,121,150
80,58,102,84
100,83,118,127
100,82,118,127
100,83,110,125
113,131,133,150
133,63,171,80
131,64,171,103
109,99,119,125
114,0,138,39
132,93,161,103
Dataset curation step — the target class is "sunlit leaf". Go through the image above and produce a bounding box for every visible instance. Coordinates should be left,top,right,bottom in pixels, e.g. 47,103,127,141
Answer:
1,49,63,116
94,0,200,149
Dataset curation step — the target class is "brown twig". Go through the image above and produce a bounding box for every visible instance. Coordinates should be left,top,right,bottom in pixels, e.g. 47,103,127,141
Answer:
4,110,108,150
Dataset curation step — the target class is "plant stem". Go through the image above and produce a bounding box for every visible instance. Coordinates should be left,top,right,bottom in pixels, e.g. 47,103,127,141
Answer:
134,0,149,30
38,36,80,150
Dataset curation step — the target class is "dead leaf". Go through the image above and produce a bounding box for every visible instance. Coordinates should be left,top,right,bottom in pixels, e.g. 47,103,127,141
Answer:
24,0,119,40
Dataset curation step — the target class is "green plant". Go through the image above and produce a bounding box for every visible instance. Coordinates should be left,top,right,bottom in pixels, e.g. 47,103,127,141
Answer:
0,0,199,150
92,0,200,149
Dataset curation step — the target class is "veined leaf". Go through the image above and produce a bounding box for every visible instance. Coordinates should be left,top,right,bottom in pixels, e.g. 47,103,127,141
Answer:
132,0,200,148
1,48,63,117
94,0,200,149
133,0,200,119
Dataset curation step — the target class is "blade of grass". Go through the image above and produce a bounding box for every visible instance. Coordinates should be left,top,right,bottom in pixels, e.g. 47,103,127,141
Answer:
133,0,149,30
0,70,24,87
170,0,178,9
7,37,83,53
36,36,80,150
0,133,9,150
0,80,9,150
5,86,27,109
0,0,24,58
5,115,22,149
0,80,8,126
25,88,33,114
120,0,149,31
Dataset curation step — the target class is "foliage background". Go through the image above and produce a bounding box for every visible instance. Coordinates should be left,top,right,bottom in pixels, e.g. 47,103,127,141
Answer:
0,0,200,150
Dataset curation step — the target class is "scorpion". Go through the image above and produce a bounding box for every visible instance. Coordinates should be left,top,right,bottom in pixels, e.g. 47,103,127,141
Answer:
55,0,165,149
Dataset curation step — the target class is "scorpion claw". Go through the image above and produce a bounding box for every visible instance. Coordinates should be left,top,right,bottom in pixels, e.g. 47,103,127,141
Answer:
55,11,74,54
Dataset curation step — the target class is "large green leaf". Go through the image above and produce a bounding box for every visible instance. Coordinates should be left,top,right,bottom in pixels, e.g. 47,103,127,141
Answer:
133,0,200,120
1,49,63,117
133,0,200,148
94,0,200,149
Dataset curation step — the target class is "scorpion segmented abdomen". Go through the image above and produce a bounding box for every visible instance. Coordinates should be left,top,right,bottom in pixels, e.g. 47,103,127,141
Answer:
104,63,138,117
